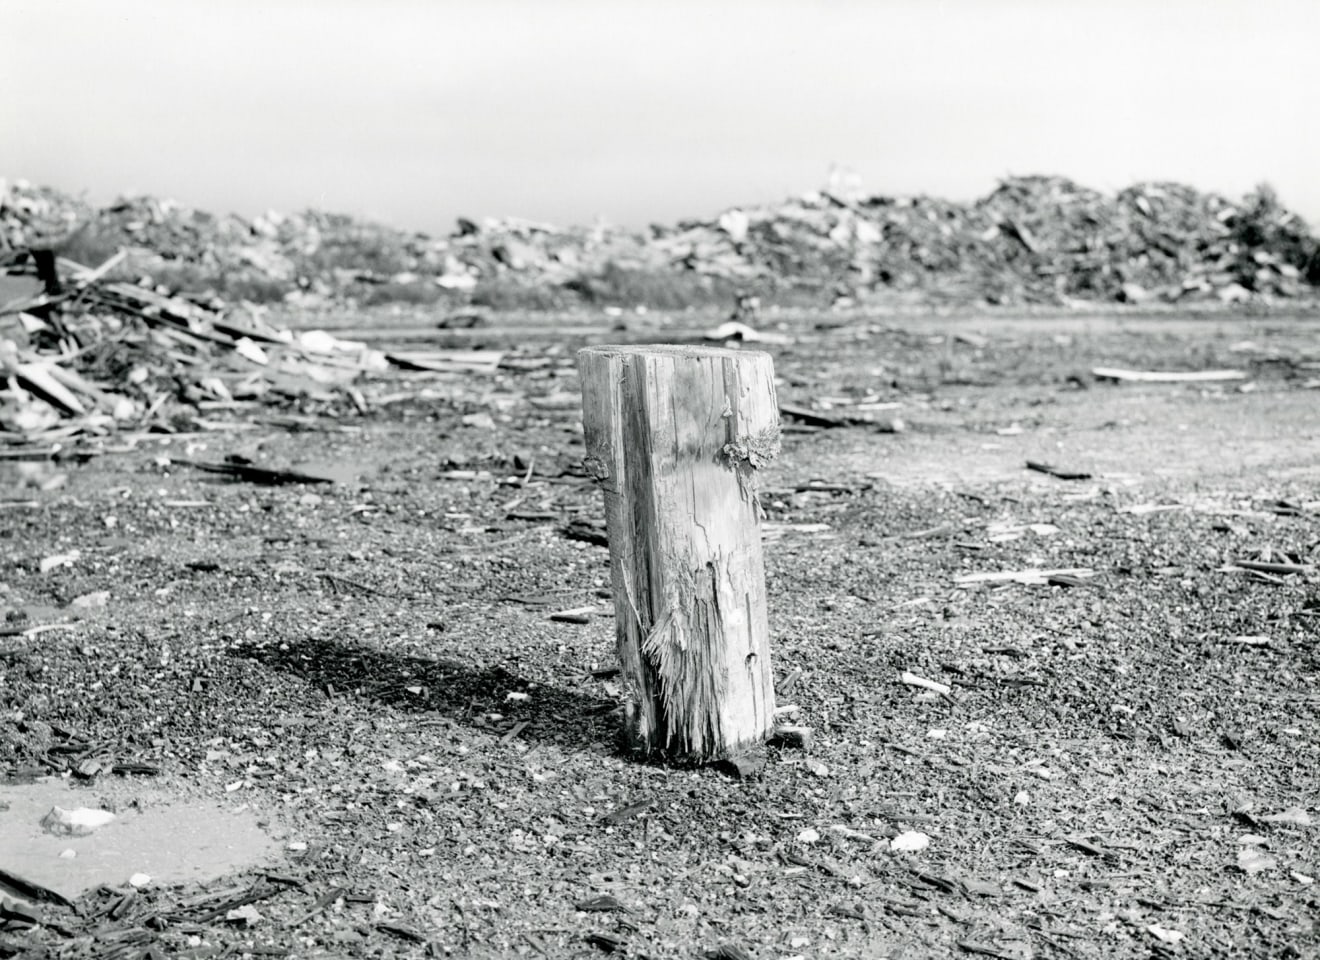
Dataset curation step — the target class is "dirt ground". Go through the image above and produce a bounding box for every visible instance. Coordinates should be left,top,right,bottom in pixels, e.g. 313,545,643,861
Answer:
2,308,1318,959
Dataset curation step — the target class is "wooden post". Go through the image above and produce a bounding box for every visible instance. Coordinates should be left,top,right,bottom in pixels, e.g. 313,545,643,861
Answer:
578,344,780,762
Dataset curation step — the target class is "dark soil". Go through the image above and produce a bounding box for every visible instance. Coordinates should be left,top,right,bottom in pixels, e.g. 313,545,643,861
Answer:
2,309,1318,959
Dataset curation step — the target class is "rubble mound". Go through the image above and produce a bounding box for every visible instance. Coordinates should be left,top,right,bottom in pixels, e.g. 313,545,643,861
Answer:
2,174,1318,311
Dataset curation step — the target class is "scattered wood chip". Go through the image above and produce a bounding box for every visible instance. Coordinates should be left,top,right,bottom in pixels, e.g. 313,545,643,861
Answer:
1225,635,1271,647
600,800,654,825
915,871,960,895
962,879,1006,897
174,459,335,485
900,671,951,696
1261,807,1313,827
1147,925,1185,945
1232,559,1311,576
827,902,866,920
1242,569,1289,586
956,940,1020,960
778,402,903,431
1092,366,1247,382
954,568,1094,586
702,320,792,344
704,944,753,960
0,868,75,908
762,521,832,542
583,932,625,952
1065,836,1108,858
385,349,504,373
802,757,830,777
575,895,630,913
286,886,347,927
0,897,40,926
375,922,428,943
1026,460,1092,480
498,720,530,745
829,824,881,843
1236,847,1277,876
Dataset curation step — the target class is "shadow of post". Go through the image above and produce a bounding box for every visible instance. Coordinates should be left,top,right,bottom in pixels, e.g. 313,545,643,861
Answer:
235,634,620,753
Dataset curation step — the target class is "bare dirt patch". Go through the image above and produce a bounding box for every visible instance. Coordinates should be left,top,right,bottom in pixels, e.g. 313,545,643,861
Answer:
2,310,1317,959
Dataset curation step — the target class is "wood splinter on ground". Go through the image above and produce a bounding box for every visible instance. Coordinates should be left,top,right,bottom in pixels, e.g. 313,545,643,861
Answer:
1091,366,1247,383
578,344,780,763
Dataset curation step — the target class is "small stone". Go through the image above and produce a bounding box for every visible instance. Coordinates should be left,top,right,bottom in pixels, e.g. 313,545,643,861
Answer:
461,412,497,430
719,754,766,779
1147,924,1184,944
41,806,116,836
1119,282,1149,303
69,591,110,609
1237,847,1276,876
803,758,830,778
226,903,262,925
890,831,931,853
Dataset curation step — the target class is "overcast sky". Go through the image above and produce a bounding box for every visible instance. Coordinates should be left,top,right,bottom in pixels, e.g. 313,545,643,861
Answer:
5,0,1317,234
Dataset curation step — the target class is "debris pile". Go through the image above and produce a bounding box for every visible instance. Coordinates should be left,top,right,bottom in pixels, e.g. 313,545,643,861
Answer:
3,175,1318,310
658,175,1320,305
0,249,405,452
1,179,663,311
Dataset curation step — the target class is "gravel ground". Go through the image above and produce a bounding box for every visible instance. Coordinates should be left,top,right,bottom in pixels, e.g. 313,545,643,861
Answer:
2,309,1318,959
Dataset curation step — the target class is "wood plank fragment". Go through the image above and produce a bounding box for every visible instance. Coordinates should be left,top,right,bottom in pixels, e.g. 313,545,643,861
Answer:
900,671,952,696
954,567,1094,586
1232,559,1311,576
779,402,904,432
1026,460,1091,481
1092,366,1247,383
0,867,75,908
173,459,335,485
385,349,504,373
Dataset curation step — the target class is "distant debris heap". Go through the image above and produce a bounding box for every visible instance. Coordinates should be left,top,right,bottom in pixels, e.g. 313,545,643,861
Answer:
3,175,1317,309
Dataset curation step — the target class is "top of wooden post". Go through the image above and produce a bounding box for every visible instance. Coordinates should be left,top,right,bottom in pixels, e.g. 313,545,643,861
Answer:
577,343,772,361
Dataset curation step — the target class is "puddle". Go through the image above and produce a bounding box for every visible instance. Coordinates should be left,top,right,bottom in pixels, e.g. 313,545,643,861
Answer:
0,778,283,902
